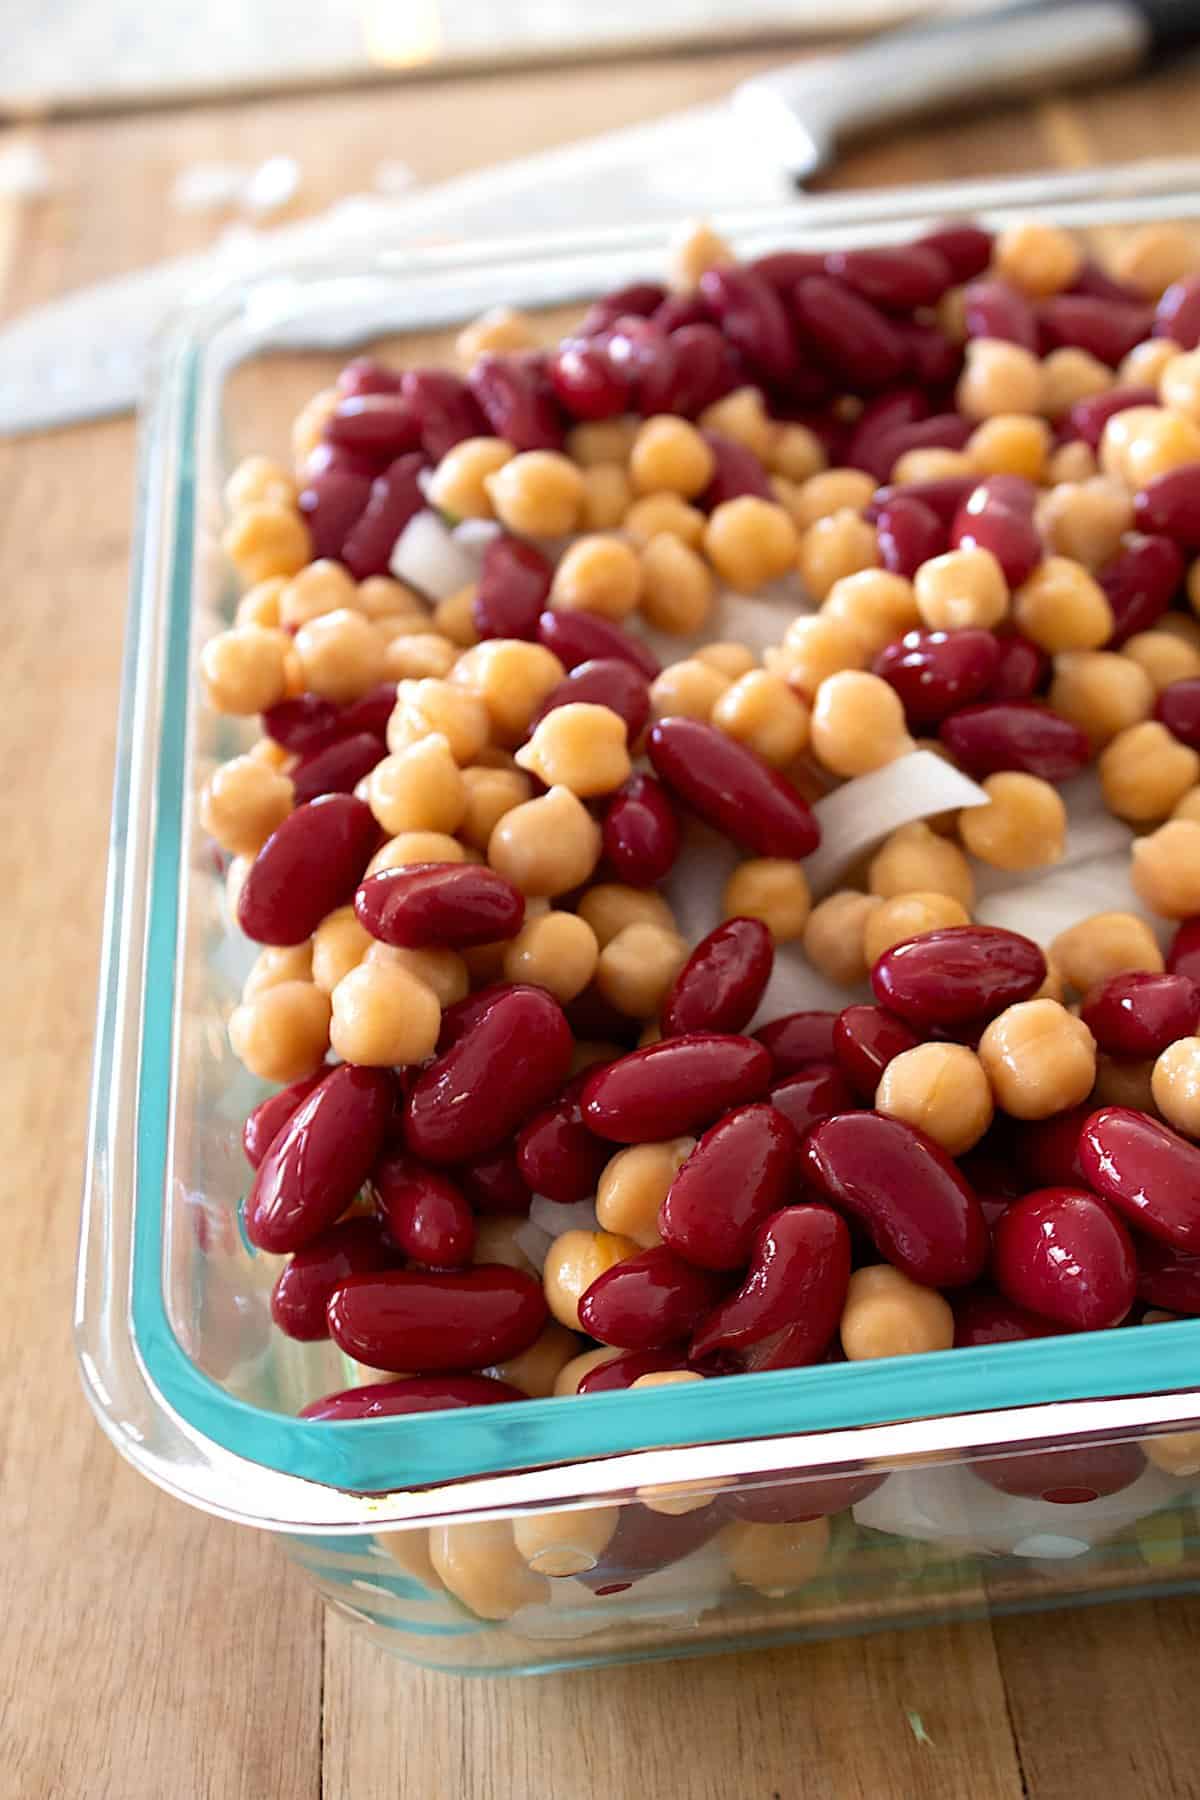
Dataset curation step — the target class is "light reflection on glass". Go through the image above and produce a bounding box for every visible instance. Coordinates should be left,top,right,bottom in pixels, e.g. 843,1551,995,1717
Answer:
363,0,444,67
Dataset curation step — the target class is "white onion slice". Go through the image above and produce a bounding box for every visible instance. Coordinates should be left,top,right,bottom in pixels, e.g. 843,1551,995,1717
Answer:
806,751,989,897
452,517,503,559
530,1195,599,1237
976,854,1169,947
388,509,480,598
513,1220,554,1274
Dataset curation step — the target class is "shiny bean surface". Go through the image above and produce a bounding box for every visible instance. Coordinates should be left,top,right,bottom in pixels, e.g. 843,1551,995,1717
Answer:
374,1153,476,1267
340,454,427,580
1136,1239,1200,1314
575,1347,691,1392
1079,1105,1200,1249
1100,533,1184,644
661,917,774,1038
690,1206,851,1371
602,774,682,887
871,926,1046,1029
356,863,525,949
301,1373,525,1419
874,628,1000,727
647,718,820,860
530,658,650,743
456,1147,533,1218
659,1104,800,1269
578,1245,730,1349
473,536,553,640
327,1264,548,1369
238,794,379,946
516,1076,611,1205
292,731,386,806
242,1071,325,1168
270,1216,397,1340
951,1288,1071,1347
971,1439,1145,1503
1080,971,1200,1057
756,1010,840,1076
581,1033,773,1142
940,702,1090,782
767,1063,859,1143
992,1186,1136,1328
833,1005,921,1097
246,1064,394,1253
536,608,661,679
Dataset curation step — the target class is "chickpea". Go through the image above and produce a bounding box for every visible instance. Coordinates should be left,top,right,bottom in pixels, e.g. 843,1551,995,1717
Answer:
201,625,291,715
721,1516,830,1598
696,642,757,680
432,585,480,649
577,883,676,948
1100,721,1200,822
621,494,705,550
1013,556,1114,655
228,981,331,1083
797,510,880,602
1091,1051,1157,1113
967,413,1051,481
1159,348,1200,425
765,614,868,700
376,1529,442,1590
668,218,734,291
515,703,631,798
383,634,459,680
329,960,441,1067
891,448,975,485
1104,406,1200,487
485,450,584,536
428,1520,547,1621
1052,911,1164,993
938,284,968,343
802,890,881,986
364,941,469,1006
868,821,975,909
649,658,731,723
698,387,775,462
277,558,358,630
840,1264,955,1360
366,830,466,876
247,735,292,774
1113,223,1199,299
1040,347,1113,420
1148,1036,1200,1138
502,911,599,1002
1173,786,1200,825
1036,479,1134,572
703,497,798,593
199,755,292,857
1143,1429,1200,1477
788,469,875,532
484,1322,581,1400
639,532,715,635
1191,561,1200,619
293,609,384,703
1131,819,1200,920
451,639,565,745
1121,337,1181,389
822,569,920,656
367,734,466,837
235,576,287,630
459,765,533,851
958,339,1045,420
1047,440,1100,485
914,547,1009,633
959,772,1067,871
994,218,1083,297
488,786,602,897
632,1373,723,1513
222,500,312,585
542,1229,641,1331
513,1505,621,1577
566,415,640,468
385,678,488,765
553,1344,624,1396
978,997,1096,1119
224,454,297,514
876,1042,994,1156
766,427,825,488
810,671,914,778
1048,650,1153,748
862,892,970,966
596,1137,694,1247
711,671,810,767
310,904,372,993
550,534,643,620
242,942,313,1000
629,415,716,499
1122,629,1200,692
579,462,634,531
595,921,688,1018
427,437,515,519
722,859,812,942
455,305,539,366
290,386,338,467
473,1214,539,1277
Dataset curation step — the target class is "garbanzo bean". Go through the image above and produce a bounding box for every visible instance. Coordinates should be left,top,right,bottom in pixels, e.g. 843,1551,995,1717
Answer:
802,890,881,986
978,997,1097,1120
721,1517,830,1597
1152,1037,1200,1135
579,463,634,532
722,859,812,941
387,677,490,764
698,387,775,462
290,386,338,467
868,821,975,909
770,423,828,483
293,609,385,702
1040,347,1113,420
695,642,757,679
1036,478,1134,571
1047,440,1101,484
1121,337,1181,388
451,639,565,745
914,547,1009,632
228,981,331,1084
876,1041,994,1155
1099,721,1200,822
1132,819,1200,918
1102,405,1200,486
515,703,632,797
958,772,1067,871
329,959,441,1066
502,912,599,1002
427,437,515,518
364,941,469,1006
235,577,287,629
432,585,480,648
242,941,313,1000
649,658,731,723
1051,911,1164,990
428,1520,547,1621
1013,556,1114,654
487,786,602,896
623,492,706,548
459,765,534,850
455,306,539,366
596,1137,694,1246
703,497,798,592
201,624,291,715
595,921,689,1018
1122,629,1200,692
840,1264,955,1360
200,754,292,857
822,568,920,656
367,734,467,836
225,454,297,513
957,338,1044,420
668,218,734,291
712,671,810,766
566,416,640,468
553,1344,623,1395
366,830,466,876
967,413,1051,481
551,534,643,619
630,415,716,499
891,448,975,485
484,451,584,536
484,1322,581,1400
764,614,868,699
1160,348,1200,424
1143,1430,1200,1477
1114,223,1199,298
311,904,372,993
383,633,460,680
542,1229,641,1331
512,1507,621,1577
1048,650,1154,747
862,892,971,966
639,533,714,634
278,558,359,628
810,671,914,777
797,510,881,601
576,884,676,948
222,500,312,585
790,468,876,531
993,218,1083,296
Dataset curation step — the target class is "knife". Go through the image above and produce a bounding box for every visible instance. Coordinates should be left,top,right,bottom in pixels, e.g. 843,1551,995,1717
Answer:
2,0,1198,435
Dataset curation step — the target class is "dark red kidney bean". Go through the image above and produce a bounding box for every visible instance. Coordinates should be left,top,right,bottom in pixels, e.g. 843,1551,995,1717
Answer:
1133,465,1200,550
579,1500,724,1594
1038,296,1153,366
563,981,642,1049
874,628,1000,729
291,731,385,806
646,717,820,860
720,1465,886,1525
971,1439,1145,1504
803,1113,988,1288
578,1245,729,1350
917,221,993,282
467,352,564,452
1069,260,1144,305
242,1072,326,1169
940,702,1089,782
690,1205,851,1370
833,1006,921,1098
400,368,486,459
355,863,525,950
979,1193,1014,1235
603,316,679,415
699,265,796,383
374,1153,476,1268
246,1065,394,1253
530,658,650,742
983,634,1050,702
301,1373,525,1419
406,985,573,1163
337,357,403,397
1079,1106,1200,1250
755,1010,839,1076
328,1264,547,1369
867,475,977,526
306,439,385,483
575,1347,690,1393
872,415,974,483
658,323,737,417
661,918,774,1039
435,981,521,1052
962,278,1038,350
844,389,928,480
271,1217,397,1339
959,1127,1024,1197
326,394,422,457
701,430,773,505
824,244,952,310
581,1034,773,1143
768,1063,859,1143
1136,1238,1200,1314
601,773,681,887
579,281,667,336
262,691,342,754
1168,916,1200,984
1081,970,1200,1057
952,1288,1072,1348
1100,532,1184,644
659,1104,800,1270
337,680,399,743
297,468,372,562
473,535,553,640
894,321,961,388
546,337,631,420
537,608,660,680
1156,273,1200,348
949,490,1042,588
992,1186,1136,1329
1011,1103,1092,1189
238,794,378,945
749,249,826,290
340,454,427,581
875,495,946,579
516,1075,610,1206
456,1147,533,1217
791,275,908,388
872,926,1046,1030
1066,385,1158,449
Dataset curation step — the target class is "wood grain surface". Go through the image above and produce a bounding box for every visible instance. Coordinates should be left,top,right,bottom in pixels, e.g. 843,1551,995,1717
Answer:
6,46,1200,1800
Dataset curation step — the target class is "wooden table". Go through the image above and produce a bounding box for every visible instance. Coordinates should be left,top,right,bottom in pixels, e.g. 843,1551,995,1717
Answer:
6,47,1200,1800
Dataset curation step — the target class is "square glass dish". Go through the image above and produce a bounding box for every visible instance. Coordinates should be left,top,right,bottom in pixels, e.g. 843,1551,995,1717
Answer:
79,161,1200,1675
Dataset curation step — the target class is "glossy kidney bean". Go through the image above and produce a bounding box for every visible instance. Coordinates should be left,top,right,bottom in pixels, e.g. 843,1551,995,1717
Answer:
602,773,681,887
301,1373,525,1419
328,1264,547,1369
659,323,737,417
951,1288,1071,1348
547,337,632,420
356,863,525,950
306,439,385,483
940,702,1089,782
825,244,952,310
1010,1103,1092,1189
1168,917,1200,984
242,1071,326,1168
646,718,821,861
895,321,961,389
374,1153,476,1267
579,281,667,335
516,1075,611,1205
701,430,773,505
833,1006,921,1098
1081,971,1200,1056
246,1065,395,1253
1079,1107,1200,1251
473,535,553,640
575,1347,690,1392
874,628,1000,728
791,275,908,388
721,1465,886,1524
1136,1238,1200,1314
338,681,399,742
768,1063,859,1143
875,495,947,579
456,1146,533,1217
530,658,650,742
699,265,796,383
690,1205,851,1370
803,1113,988,1287
949,489,1041,589
872,925,1046,1030
405,984,573,1163
972,1439,1145,1504
844,389,928,480
262,691,342,755
916,221,993,282
435,982,519,1052
579,1500,724,1594
537,608,660,680
983,634,1049,702
564,982,643,1049
756,1010,839,1076
1156,273,1200,348
868,476,978,526
238,794,378,945
659,1104,800,1270
326,394,422,457
337,356,404,397
749,249,826,290
297,467,372,562
1038,296,1153,365
992,1186,1136,1329
340,454,428,580
291,730,385,806
467,351,564,452
1065,385,1158,450
661,918,774,1039
1070,260,1144,305
873,416,974,481
400,368,487,459
1099,532,1184,644
579,1246,729,1349
271,1216,397,1339
604,316,680,416
1133,465,1200,550
962,278,1038,350
581,1034,773,1143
